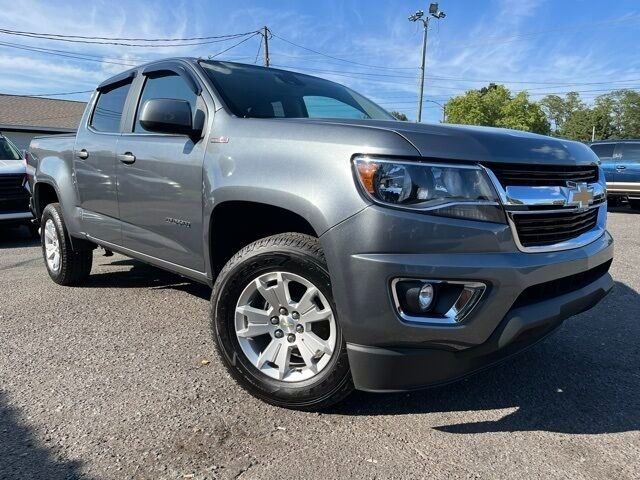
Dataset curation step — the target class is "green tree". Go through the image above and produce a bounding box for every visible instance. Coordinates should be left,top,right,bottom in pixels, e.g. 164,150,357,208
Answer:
390,111,409,121
540,91,585,134
597,90,640,139
445,84,549,134
499,91,550,135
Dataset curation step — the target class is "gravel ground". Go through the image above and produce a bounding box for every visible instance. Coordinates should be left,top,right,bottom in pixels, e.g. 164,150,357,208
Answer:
1,209,639,480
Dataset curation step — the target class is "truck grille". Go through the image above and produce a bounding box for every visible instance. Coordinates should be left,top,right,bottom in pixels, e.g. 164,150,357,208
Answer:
0,174,29,214
511,207,599,247
487,163,599,187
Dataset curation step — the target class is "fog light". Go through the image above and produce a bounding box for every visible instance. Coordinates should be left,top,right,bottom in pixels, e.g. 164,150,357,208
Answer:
418,283,434,311
392,278,487,324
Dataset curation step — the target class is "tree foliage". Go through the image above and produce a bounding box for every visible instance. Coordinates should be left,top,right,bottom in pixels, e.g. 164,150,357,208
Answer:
390,111,408,121
443,84,640,141
444,84,550,135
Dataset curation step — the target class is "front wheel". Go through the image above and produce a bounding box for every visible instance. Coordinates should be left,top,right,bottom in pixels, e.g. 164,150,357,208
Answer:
41,203,93,285
210,233,353,410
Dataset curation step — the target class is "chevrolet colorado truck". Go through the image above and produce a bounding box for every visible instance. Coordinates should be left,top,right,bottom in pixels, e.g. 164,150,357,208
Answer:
27,59,614,409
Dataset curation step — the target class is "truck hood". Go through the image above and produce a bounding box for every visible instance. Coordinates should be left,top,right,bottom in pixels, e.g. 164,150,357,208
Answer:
0,159,25,175
288,119,597,166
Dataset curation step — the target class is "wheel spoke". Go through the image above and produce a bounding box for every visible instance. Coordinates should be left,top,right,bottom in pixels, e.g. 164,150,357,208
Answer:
237,323,272,338
300,306,332,323
236,305,271,324
255,273,294,310
295,286,318,313
255,278,280,309
297,340,319,374
300,331,332,356
275,342,292,379
256,339,281,369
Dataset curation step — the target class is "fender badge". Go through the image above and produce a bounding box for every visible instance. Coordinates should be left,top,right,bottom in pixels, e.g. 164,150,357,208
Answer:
210,136,229,143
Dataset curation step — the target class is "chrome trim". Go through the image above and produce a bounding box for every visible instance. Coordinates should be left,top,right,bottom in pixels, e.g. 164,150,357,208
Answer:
355,156,484,171
481,164,608,253
390,278,486,325
480,165,606,208
507,203,606,253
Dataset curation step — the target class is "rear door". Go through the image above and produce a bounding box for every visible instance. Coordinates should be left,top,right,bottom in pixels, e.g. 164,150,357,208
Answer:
116,65,208,272
74,74,134,244
616,142,640,198
589,143,617,185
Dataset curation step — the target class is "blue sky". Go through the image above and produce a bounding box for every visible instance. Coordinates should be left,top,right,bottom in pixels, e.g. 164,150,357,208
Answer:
0,0,639,123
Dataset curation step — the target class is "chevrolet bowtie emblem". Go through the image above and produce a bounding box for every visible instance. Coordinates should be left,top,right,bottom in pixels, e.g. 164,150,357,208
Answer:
566,182,594,209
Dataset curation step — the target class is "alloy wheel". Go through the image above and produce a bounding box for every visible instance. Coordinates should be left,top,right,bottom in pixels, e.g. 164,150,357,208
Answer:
234,271,337,382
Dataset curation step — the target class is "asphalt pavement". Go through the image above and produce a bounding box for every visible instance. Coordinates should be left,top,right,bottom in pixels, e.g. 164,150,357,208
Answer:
1,209,638,479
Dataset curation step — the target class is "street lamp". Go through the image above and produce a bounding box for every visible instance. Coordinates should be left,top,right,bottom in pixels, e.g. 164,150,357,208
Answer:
425,99,446,123
409,3,446,123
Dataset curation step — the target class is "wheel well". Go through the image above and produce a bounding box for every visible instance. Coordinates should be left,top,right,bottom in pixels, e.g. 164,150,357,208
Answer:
210,201,317,275
35,183,59,221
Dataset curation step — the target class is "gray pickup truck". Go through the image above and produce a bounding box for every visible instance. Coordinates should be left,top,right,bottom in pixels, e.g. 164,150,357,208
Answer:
28,58,614,409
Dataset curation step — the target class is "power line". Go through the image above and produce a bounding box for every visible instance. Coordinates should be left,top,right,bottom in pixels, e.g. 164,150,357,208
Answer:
0,40,141,66
208,33,261,59
0,28,259,48
16,90,94,97
270,33,416,71
0,28,259,42
253,35,262,64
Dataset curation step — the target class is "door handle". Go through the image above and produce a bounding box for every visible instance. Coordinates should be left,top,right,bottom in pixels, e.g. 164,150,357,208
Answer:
615,165,626,171
76,149,89,160
118,152,136,164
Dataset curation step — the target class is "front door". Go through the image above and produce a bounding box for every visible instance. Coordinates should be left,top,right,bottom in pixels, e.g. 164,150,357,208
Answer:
590,143,616,186
616,142,640,198
116,70,207,272
74,79,133,244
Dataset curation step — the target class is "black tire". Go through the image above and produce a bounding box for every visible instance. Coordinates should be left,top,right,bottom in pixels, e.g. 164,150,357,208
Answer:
41,203,93,286
210,233,353,410
629,199,640,210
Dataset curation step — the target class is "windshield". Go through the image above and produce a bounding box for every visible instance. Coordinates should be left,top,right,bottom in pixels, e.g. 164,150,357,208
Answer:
0,136,21,160
200,61,394,121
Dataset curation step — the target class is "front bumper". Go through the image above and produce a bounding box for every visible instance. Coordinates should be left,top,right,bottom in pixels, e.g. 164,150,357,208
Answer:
320,205,614,392
347,271,612,392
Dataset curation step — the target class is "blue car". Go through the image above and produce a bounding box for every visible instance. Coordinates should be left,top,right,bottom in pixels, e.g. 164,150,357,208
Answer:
589,140,640,210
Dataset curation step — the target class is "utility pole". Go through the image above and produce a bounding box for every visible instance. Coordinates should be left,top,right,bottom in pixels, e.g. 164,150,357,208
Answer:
263,26,270,67
408,4,446,123
591,125,596,142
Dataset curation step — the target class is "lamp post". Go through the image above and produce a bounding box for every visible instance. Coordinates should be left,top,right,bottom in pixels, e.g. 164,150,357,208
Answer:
409,3,446,123
425,99,446,123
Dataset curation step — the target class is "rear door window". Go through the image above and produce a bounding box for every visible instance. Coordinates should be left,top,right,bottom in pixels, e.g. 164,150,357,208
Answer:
90,81,132,133
621,143,640,163
590,143,615,163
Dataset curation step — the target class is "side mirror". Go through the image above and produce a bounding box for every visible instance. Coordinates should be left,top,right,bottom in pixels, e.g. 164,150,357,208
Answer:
139,98,195,136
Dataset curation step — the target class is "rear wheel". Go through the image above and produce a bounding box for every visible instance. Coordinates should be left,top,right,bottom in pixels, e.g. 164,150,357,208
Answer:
41,203,93,285
629,199,640,210
210,233,353,410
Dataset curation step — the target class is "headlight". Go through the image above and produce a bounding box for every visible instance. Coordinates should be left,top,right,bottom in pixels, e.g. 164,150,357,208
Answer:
353,156,505,223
